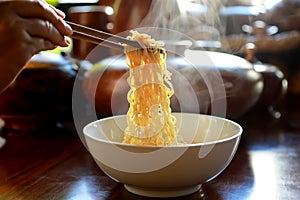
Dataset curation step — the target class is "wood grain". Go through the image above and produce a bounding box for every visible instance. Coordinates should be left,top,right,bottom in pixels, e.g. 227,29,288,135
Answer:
0,95,299,200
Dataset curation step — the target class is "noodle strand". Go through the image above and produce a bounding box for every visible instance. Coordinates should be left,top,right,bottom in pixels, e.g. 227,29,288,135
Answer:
123,31,178,146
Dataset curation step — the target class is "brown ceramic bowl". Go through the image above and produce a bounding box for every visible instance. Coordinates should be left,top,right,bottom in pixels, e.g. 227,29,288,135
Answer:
0,52,77,131
82,50,263,119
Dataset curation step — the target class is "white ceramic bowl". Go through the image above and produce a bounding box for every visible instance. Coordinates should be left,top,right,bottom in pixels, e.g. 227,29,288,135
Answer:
83,113,242,198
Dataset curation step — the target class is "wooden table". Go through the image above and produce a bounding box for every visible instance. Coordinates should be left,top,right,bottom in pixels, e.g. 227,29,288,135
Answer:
0,95,299,200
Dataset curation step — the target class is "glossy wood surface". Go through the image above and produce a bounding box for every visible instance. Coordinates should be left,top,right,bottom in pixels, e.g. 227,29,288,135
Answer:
0,95,299,200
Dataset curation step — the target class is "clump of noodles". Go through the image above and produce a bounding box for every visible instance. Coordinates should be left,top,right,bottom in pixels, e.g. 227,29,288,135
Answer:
123,30,178,146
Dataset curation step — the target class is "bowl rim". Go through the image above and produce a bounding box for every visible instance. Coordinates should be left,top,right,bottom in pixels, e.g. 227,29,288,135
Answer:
83,112,243,148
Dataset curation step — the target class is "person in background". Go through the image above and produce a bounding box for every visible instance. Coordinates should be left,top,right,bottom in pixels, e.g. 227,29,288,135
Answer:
0,0,73,93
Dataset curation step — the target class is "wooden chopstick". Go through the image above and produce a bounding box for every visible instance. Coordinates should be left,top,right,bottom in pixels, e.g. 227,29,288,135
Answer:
66,21,141,50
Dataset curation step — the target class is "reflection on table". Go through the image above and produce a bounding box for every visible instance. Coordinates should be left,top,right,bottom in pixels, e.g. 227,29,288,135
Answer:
0,95,299,200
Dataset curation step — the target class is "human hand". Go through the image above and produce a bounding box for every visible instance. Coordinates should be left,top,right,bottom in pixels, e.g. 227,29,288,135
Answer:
0,0,73,92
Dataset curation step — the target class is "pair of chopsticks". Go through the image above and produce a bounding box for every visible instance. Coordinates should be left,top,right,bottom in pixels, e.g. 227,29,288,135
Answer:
66,21,141,51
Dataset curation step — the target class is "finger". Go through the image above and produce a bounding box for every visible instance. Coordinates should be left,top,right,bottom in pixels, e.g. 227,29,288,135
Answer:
10,0,72,36
48,4,66,19
33,0,66,19
29,37,58,54
25,18,70,47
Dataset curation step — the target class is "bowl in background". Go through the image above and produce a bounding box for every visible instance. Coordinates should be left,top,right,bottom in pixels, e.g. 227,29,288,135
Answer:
0,118,5,148
83,113,242,198
82,51,263,119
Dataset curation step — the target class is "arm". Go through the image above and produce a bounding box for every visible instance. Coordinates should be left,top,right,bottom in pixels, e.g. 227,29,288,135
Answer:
0,0,73,92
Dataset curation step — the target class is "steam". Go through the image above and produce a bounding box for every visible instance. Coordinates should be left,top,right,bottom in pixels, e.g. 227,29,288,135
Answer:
139,0,227,41
136,0,229,150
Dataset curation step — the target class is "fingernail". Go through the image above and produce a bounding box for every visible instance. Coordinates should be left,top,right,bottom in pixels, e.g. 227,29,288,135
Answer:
56,8,66,18
64,37,71,46
64,23,73,35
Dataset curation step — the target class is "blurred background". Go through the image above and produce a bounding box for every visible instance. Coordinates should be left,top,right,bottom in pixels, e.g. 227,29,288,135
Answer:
1,0,300,133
